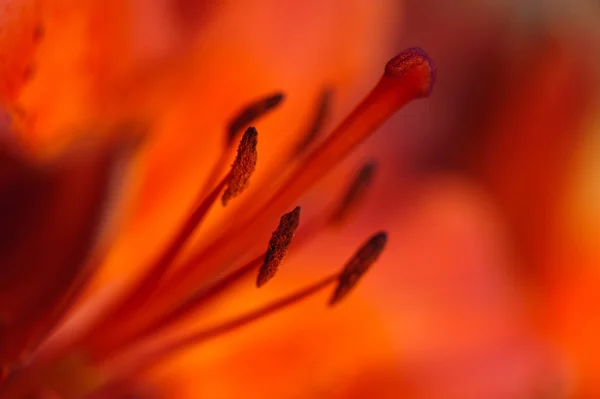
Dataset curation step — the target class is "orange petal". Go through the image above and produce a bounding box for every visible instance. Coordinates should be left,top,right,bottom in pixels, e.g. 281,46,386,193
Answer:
0,133,138,367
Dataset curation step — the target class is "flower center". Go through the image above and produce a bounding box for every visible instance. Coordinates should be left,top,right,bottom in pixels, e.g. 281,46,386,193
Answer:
0,47,435,399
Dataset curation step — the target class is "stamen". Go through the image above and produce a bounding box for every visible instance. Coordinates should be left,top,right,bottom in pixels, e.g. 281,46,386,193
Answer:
33,23,44,44
222,127,258,206
105,274,338,382
202,93,283,195
114,175,228,315
79,144,238,349
92,255,265,361
92,207,301,359
154,48,434,303
226,92,284,145
329,232,387,306
165,275,336,351
291,88,333,157
257,206,301,287
329,161,377,225
95,233,387,388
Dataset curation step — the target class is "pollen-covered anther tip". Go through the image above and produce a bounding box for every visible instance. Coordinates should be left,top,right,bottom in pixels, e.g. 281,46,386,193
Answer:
385,47,436,98
257,206,302,287
329,231,388,306
222,126,258,206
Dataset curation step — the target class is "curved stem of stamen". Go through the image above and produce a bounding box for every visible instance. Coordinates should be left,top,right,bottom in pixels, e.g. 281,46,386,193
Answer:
156,275,336,357
100,274,338,387
92,254,264,361
93,210,325,360
81,172,231,349
199,147,231,198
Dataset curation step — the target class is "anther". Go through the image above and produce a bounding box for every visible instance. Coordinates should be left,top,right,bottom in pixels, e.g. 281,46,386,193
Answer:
329,232,387,306
292,88,333,156
257,206,301,287
33,23,44,43
222,127,258,206
330,161,377,225
226,93,284,145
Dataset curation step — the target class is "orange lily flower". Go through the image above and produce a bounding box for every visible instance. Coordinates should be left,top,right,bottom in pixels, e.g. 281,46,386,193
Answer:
2,1,598,398
0,1,437,398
